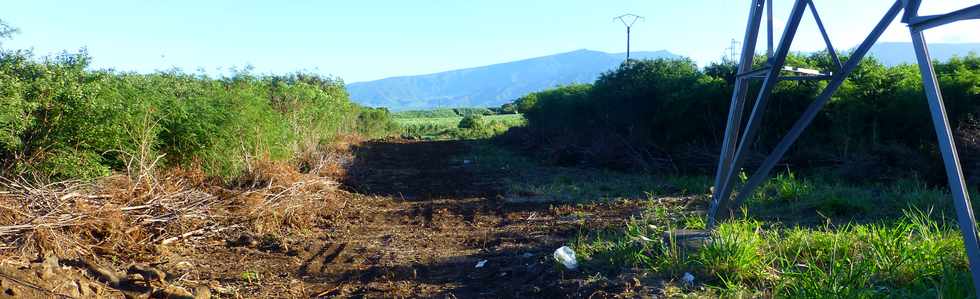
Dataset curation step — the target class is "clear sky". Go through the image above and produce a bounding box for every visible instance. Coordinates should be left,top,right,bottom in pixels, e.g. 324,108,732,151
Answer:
2,0,978,83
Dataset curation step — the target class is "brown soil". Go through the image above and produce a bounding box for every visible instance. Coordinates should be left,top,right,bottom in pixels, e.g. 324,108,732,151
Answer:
0,140,651,298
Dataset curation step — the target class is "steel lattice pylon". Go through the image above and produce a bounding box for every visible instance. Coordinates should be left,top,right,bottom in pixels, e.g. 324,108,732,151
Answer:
707,0,980,294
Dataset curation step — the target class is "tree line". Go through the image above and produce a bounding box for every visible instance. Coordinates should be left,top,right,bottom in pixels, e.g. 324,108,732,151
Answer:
505,54,980,183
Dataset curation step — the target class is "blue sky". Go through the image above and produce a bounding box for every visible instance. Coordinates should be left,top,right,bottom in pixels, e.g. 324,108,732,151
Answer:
3,0,978,83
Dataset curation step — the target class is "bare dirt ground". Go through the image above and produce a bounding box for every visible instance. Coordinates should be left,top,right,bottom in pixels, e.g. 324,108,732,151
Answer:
0,139,652,298
325,140,651,298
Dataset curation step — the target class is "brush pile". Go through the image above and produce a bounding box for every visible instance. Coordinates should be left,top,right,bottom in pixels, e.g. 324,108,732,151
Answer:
0,140,358,297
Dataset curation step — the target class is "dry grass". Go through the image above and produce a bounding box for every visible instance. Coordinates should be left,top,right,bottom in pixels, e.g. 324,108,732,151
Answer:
0,135,360,264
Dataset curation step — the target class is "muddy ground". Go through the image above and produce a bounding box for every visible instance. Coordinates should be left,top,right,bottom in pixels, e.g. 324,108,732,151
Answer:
0,140,658,298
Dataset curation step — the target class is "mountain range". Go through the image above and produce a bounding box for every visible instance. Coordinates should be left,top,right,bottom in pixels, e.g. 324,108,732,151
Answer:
346,49,678,110
347,43,979,110
865,42,980,66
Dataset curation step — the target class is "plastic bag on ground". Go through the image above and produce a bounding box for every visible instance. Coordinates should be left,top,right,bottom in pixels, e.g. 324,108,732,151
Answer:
553,246,578,270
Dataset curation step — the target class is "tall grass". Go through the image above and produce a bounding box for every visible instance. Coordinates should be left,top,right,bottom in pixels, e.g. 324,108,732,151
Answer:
0,49,395,181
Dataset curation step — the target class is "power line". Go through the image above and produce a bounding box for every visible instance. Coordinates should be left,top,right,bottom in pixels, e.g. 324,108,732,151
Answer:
614,14,644,62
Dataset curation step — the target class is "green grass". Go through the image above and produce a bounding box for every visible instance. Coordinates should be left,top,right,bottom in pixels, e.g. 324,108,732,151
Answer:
567,173,978,298
572,209,974,298
746,171,980,227
392,108,462,119
392,107,497,119
461,142,710,202
507,172,708,202
396,114,525,140
459,141,977,297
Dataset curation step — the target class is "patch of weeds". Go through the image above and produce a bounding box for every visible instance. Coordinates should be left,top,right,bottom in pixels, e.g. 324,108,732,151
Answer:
554,162,977,297
682,214,706,230
772,171,810,202
695,219,770,286
241,270,261,284
573,216,658,273
571,198,696,277
581,190,973,297
719,210,971,297
772,227,878,298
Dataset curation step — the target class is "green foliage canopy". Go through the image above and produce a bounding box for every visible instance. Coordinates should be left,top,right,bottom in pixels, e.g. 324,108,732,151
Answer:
0,49,395,180
510,54,980,179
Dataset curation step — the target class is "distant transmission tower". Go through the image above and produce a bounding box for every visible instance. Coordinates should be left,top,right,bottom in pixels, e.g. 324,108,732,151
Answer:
614,14,644,62
725,38,742,63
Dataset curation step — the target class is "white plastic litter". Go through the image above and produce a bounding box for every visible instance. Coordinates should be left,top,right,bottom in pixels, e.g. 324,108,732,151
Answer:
475,260,487,268
682,272,695,285
553,246,579,270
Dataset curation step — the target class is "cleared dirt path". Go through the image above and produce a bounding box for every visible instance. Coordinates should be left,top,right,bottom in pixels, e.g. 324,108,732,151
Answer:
7,137,953,298
312,140,646,298
0,139,652,298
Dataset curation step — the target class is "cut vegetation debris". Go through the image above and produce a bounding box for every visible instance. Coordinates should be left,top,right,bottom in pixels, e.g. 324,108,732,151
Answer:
0,143,354,297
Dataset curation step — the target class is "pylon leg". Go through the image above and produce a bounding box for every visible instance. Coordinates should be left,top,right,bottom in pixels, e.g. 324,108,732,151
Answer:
910,28,980,294
709,0,809,226
708,0,765,227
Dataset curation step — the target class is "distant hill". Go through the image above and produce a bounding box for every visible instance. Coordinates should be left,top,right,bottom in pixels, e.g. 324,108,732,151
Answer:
866,42,980,66
346,49,679,110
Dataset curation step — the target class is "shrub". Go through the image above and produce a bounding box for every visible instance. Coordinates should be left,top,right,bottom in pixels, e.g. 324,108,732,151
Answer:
0,69,28,151
507,54,980,180
520,84,593,133
0,50,393,181
458,114,485,129
356,107,397,138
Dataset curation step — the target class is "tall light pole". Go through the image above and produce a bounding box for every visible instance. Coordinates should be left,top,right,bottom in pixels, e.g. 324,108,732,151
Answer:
614,14,644,62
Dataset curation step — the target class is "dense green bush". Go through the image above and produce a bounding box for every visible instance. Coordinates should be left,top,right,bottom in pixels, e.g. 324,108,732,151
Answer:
509,55,980,180
356,107,398,139
457,114,485,129
519,84,593,134
450,117,513,140
0,49,394,180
